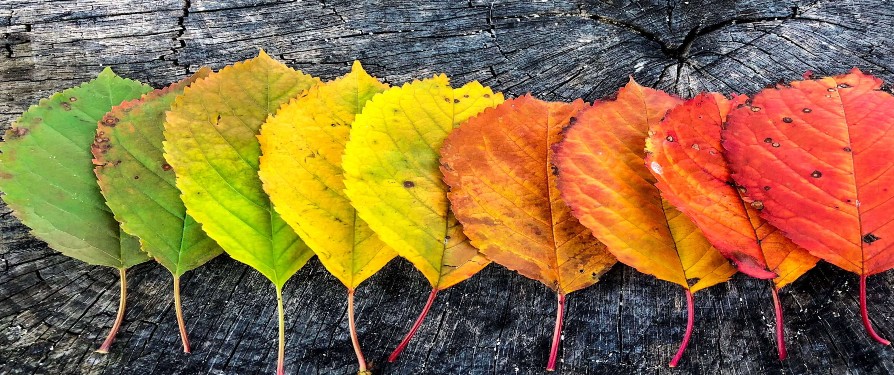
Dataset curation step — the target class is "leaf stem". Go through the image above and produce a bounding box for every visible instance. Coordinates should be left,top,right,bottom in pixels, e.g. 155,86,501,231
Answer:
770,285,786,360
546,293,566,371
388,288,439,362
348,289,368,373
96,268,128,354
174,275,191,353
276,286,286,375
669,288,694,368
859,274,890,345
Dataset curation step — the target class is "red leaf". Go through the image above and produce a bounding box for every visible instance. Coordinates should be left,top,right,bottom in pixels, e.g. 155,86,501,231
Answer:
724,68,894,345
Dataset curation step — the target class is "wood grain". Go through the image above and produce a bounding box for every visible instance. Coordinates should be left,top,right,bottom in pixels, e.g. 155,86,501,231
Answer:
2,0,894,373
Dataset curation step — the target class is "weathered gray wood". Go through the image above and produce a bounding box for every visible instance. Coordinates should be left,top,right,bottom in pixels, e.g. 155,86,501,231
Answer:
2,0,894,374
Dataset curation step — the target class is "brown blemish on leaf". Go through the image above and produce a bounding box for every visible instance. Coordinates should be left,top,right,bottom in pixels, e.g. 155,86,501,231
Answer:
802,108,812,113
60,102,72,111
782,117,793,123
161,163,172,171
102,115,119,127
7,127,29,139
403,180,415,188
810,170,822,178
750,201,764,210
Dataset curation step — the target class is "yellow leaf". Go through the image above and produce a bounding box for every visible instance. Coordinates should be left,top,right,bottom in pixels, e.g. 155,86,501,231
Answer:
261,61,395,290
259,61,394,374
343,75,503,290
342,75,503,361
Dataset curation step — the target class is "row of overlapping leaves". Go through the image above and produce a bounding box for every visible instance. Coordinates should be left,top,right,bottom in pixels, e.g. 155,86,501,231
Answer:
2,51,892,374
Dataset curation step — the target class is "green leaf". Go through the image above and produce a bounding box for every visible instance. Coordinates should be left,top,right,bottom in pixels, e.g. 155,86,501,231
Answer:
94,68,222,277
0,67,151,269
93,68,223,353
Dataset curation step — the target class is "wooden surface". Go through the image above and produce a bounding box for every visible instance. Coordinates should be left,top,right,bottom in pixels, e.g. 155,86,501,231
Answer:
2,1,894,374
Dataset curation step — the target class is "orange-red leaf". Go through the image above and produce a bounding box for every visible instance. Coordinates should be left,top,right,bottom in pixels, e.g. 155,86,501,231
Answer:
556,80,736,293
440,95,616,370
724,69,894,344
441,96,616,295
645,93,818,288
555,79,737,367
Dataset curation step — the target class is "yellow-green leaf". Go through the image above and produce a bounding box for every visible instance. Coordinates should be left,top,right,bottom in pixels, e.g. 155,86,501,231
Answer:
162,51,318,374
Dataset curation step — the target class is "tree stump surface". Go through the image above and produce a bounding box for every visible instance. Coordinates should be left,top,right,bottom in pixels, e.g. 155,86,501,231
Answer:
2,1,894,374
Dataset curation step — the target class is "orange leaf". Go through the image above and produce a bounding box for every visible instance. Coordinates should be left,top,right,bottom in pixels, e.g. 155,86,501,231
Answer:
724,69,894,345
645,92,818,359
441,96,616,370
555,79,736,367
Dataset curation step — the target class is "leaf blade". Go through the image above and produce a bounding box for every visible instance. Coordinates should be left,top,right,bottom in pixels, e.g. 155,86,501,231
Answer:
555,79,736,292
163,52,318,288
724,69,894,277
0,68,152,268
342,75,504,289
441,96,616,295
260,61,395,290
94,68,223,276
645,93,818,288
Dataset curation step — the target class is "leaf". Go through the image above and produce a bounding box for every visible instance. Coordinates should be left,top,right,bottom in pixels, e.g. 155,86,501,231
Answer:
342,74,504,361
723,69,894,345
258,61,394,373
162,51,318,374
93,68,223,353
440,95,616,370
0,68,152,352
644,92,818,359
555,79,736,367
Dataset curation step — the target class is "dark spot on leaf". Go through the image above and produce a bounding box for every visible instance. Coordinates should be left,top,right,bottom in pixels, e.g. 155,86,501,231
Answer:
453,98,460,103
782,117,793,123
161,163,172,171
811,170,822,178
579,269,584,273
133,175,140,180
666,135,674,142
763,186,771,191
750,201,764,210
60,102,71,111
443,97,450,103
838,83,851,89
843,147,852,152
102,115,119,127
463,94,469,98
330,123,337,127
403,180,415,188
764,137,773,143
483,93,490,98
551,165,559,176
863,233,881,244
69,96,77,102
803,108,812,113
772,142,780,148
